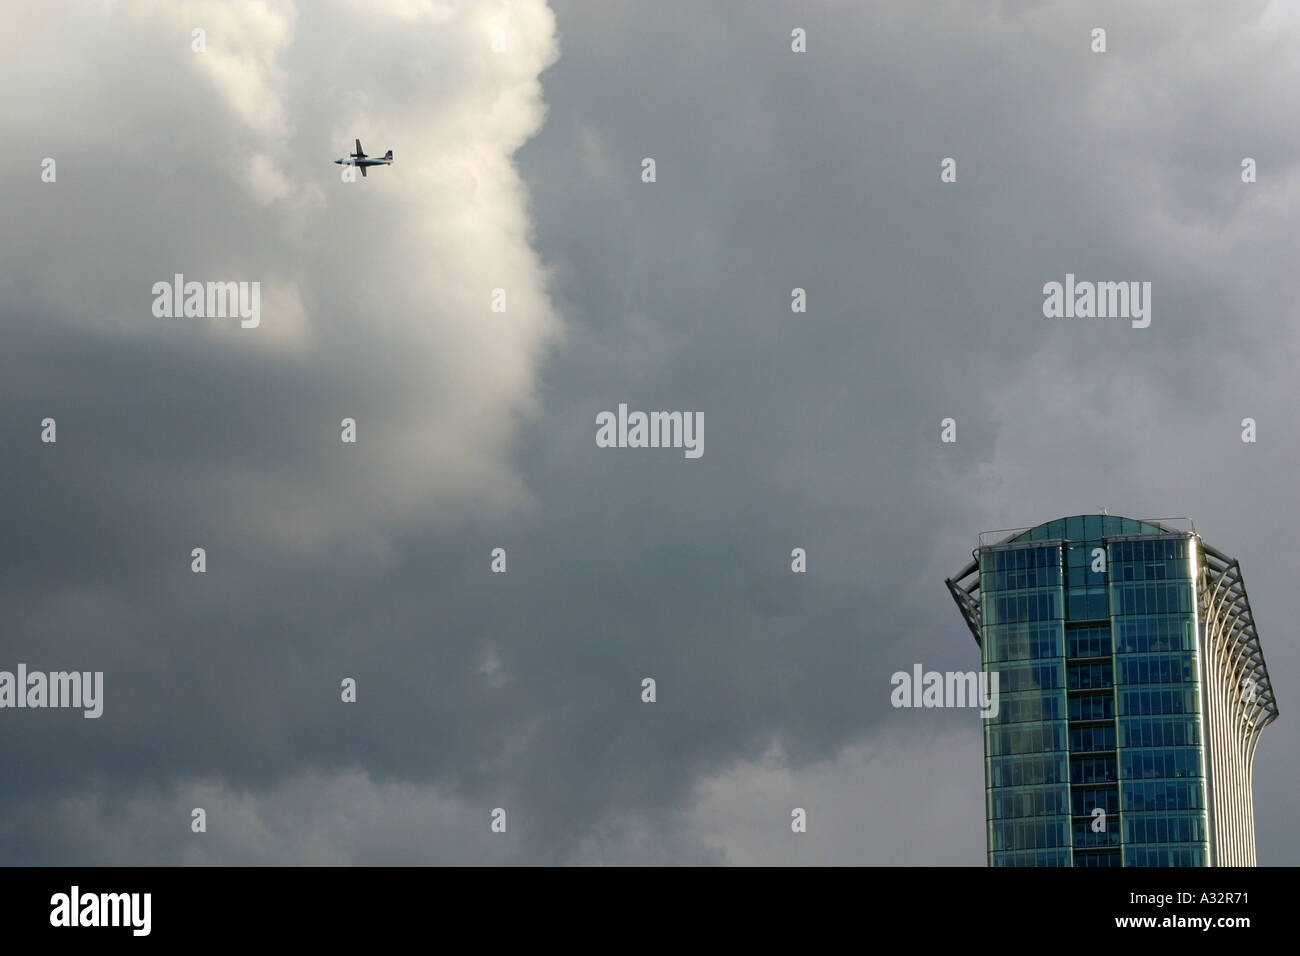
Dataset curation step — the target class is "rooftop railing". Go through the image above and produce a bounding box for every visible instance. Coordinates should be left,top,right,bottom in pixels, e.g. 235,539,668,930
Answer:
977,516,1195,549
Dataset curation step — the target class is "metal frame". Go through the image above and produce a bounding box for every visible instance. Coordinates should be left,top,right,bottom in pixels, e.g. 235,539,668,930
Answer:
945,556,982,646
1197,542,1278,865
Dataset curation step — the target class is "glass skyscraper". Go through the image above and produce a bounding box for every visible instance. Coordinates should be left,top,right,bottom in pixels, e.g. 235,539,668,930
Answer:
946,515,1277,866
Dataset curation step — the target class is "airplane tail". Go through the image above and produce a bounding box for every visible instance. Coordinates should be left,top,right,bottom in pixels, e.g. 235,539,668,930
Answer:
385,150,393,160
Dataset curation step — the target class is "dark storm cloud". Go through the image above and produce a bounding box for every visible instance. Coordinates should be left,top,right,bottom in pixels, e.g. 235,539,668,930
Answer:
1,0,1296,864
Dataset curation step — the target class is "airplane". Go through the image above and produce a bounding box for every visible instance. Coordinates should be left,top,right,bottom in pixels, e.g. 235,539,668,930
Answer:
334,139,393,177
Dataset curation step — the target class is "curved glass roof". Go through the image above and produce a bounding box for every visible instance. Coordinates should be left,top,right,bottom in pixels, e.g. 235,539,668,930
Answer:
1002,514,1184,544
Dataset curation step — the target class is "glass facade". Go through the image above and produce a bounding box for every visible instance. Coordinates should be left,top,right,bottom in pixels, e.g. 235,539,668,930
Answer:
1110,536,1208,867
980,543,1070,866
949,515,1275,866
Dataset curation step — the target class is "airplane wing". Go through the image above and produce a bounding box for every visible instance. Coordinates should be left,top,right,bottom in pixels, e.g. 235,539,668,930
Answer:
355,139,367,159
360,165,367,177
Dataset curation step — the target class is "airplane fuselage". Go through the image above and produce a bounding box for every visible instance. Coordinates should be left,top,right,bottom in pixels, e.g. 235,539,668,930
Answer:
335,142,392,177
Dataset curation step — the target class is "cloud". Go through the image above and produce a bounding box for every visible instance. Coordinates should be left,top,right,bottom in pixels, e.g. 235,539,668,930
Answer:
688,730,984,866
1,0,1297,866
0,769,515,865
0,0,562,551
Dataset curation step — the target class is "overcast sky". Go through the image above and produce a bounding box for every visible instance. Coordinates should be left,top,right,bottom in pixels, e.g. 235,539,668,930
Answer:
0,0,1296,865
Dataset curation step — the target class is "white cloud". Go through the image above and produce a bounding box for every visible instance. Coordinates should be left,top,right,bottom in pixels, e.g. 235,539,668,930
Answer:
687,730,985,865
0,0,563,546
